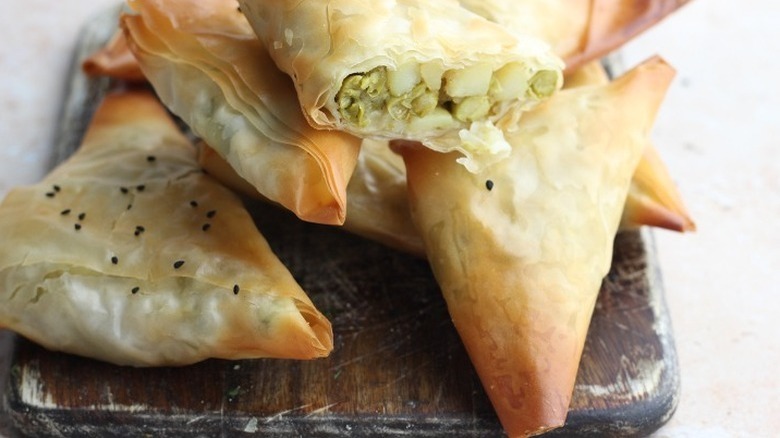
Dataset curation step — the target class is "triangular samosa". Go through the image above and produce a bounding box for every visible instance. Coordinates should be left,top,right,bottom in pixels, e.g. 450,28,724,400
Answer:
396,56,675,436
0,91,332,367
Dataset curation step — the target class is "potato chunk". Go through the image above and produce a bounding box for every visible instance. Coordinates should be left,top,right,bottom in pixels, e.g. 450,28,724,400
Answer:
444,64,493,97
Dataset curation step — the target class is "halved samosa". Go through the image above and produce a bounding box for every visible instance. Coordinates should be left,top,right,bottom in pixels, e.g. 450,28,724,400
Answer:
121,0,361,225
0,90,332,367
238,0,564,172
395,57,675,436
458,0,692,71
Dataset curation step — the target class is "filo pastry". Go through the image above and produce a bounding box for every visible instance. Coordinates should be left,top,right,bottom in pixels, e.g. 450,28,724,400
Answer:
394,57,675,436
0,91,332,367
238,0,564,172
121,0,361,225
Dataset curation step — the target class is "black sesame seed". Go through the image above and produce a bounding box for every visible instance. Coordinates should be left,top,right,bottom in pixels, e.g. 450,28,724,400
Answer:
202,223,211,231
131,286,140,294
190,200,198,208
53,185,61,192
60,209,71,216
146,155,156,162
127,204,133,210
173,260,185,269
136,185,146,192
78,212,86,221
45,192,55,198
233,284,240,295
120,187,129,194
74,223,82,230
111,256,119,265
485,179,494,191
206,210,217,219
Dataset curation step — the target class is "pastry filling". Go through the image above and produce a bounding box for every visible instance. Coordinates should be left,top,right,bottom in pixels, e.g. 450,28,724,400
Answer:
335,62,559,135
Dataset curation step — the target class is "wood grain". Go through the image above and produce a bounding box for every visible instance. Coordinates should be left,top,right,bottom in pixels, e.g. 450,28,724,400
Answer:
1,5,680,437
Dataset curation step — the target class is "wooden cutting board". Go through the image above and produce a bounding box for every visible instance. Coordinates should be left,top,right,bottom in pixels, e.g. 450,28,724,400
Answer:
1,6,680,437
